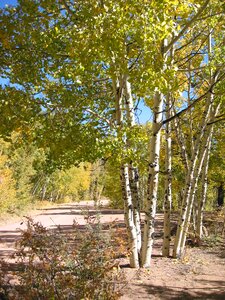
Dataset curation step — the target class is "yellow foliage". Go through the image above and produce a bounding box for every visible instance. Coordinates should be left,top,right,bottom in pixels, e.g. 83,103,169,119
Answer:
0,154,17,212
65,163,91,195
50,163,92,201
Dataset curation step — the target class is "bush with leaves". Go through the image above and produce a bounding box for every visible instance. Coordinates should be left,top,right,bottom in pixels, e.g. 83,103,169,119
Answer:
0,217,124,300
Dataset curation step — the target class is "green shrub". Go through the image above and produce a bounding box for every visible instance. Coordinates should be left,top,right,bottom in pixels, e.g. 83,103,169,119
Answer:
0,217,123,300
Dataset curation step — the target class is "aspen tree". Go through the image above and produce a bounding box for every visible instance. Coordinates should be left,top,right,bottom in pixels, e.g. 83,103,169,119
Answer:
162,94,172,257
196,103,221,240
173,17,225,255
141,90,164,267
179,131,213,254
196,139,211,240
125,78,142,255
173,83,216,257
113,77,140,267
142,1,211,265
162,42,175,257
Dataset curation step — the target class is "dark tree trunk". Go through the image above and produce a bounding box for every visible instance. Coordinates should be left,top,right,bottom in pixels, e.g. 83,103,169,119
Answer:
217,183,224,207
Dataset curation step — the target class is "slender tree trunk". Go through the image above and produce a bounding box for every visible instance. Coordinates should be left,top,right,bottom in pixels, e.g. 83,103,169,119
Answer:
173,86,215,258
192,203,197,232
217,183,224,207
162,95,172,257
113,76,140,267
128,164,142,259
179,133,211,254
173,114,189,172
125,77,142,256
120,164,139,268
49,191,53,202
195,100,220,240
188,60,195,154
55,191,60,202
129,164,142,254
174,95,219,257
141,90,163,267
41,177,49,200
196,144,211,240
141,38,169,267
32,175,42,196
172,25,217,256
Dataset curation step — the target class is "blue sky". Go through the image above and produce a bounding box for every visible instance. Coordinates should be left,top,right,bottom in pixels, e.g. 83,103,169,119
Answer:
0,0,17,7
0,0,151,123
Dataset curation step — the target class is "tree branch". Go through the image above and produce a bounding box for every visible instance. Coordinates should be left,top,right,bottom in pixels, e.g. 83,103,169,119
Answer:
175,25,208,53
207,118,225,126
85,108,112,127
59,0,75,16
162,72,225,126
164,0,210,53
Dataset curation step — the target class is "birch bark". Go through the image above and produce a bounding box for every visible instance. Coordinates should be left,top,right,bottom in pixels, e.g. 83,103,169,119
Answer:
141,90,163,267
162,94,172,257
196,103,221,240
141,37,169,267
179,132,212,254
173,25,216,257
120,164,139,268
173,86,215,258
125,77,142,256
129,165,142,254
196,143,211,240
113,77,140,267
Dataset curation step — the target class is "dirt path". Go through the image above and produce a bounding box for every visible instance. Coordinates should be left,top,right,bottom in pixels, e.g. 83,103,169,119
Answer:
0,200,122,260
0,201,225,299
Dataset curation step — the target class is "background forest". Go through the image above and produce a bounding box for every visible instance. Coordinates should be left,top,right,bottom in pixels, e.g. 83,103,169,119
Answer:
0,126,223,215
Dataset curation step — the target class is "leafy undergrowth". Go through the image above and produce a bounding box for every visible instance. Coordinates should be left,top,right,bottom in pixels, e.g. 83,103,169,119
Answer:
0,217,126,300
204,208,225,236
197,208,225,247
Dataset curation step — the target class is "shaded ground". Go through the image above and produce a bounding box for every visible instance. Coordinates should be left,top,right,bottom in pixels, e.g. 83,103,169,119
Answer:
0,200,225,299
120,246,225,299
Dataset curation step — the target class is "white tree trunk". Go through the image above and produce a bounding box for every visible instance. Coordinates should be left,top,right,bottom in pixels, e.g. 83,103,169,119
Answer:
179,133,211,254
113,76,140,268
196,103,221,240
196,144,210,240
141,91,163,267
173,28,219,257
162,95,172,257
125,77,142,256
121,165,140,268
129,165,142,254
41,177,49,200
173,89,215,258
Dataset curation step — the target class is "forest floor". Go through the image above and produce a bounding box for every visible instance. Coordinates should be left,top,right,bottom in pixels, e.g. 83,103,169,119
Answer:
0,200,225,299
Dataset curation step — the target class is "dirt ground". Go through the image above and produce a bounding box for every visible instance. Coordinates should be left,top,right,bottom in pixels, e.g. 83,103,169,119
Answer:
0,200,225,299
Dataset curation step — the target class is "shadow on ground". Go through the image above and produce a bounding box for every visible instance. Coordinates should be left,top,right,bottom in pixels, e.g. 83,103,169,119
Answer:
138,282,225,299
38,208,124,216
